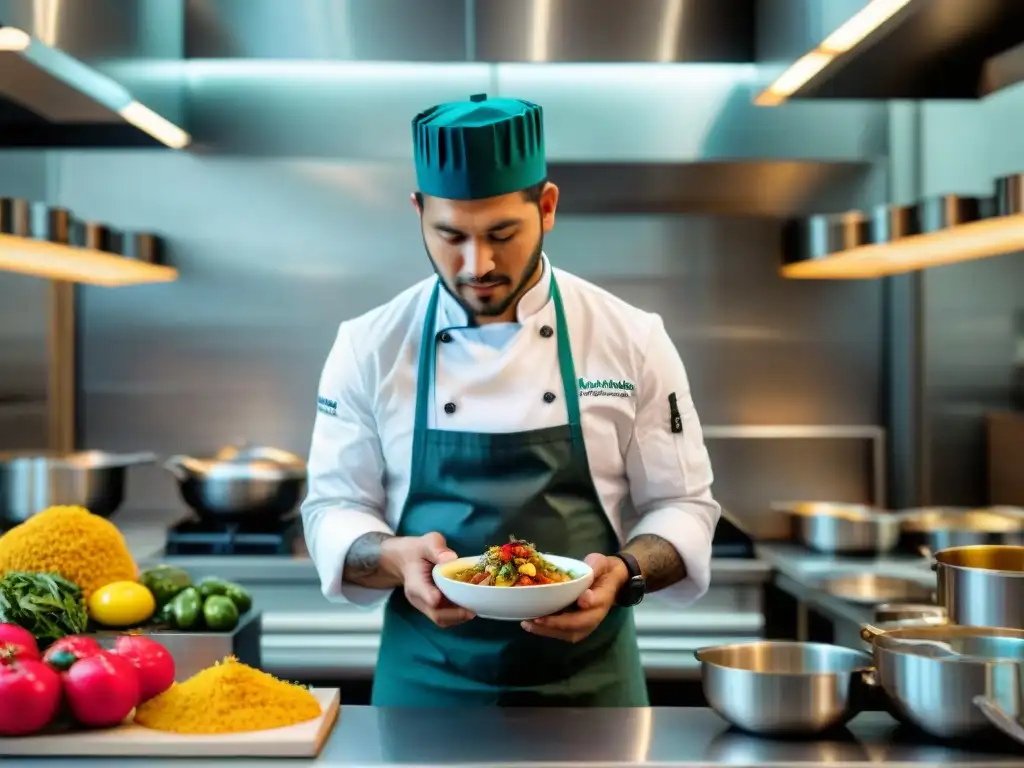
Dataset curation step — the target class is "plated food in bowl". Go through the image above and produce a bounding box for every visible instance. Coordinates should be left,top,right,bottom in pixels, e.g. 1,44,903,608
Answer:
434,538,593,621
449,539,576,587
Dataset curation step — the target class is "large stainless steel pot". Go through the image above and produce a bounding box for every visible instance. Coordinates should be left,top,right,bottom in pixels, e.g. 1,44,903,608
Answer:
861,624,1024,738
695,641,871,736
901,507,1024,552
933,545,1024,629
974,658,1024,746
0,450,156,526
771,501,901,554
164,444,307,523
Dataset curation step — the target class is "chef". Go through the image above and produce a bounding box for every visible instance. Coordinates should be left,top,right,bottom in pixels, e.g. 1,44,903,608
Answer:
301,93,721,707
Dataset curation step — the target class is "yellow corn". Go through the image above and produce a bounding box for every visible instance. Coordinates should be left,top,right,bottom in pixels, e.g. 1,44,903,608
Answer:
518,562,536,577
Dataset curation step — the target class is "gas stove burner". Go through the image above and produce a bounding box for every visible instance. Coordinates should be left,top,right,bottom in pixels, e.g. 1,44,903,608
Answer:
165,517,300,556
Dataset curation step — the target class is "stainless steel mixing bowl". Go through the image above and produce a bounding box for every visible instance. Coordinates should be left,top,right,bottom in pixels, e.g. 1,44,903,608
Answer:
695,641,871,736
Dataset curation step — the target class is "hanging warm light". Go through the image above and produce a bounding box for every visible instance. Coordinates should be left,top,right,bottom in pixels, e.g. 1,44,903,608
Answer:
755,0,916,107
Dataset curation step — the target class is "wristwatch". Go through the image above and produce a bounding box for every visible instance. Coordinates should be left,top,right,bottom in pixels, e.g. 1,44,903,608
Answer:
610,552,646,607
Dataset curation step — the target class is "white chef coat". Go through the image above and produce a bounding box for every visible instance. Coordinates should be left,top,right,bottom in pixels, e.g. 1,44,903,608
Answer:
301,254,721,608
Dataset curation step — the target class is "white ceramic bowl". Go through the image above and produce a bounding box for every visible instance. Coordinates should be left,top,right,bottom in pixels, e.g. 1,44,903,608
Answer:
432,554,594,621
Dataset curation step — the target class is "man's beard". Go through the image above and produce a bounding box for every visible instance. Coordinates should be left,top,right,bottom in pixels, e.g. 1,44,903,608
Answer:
427,233,544,325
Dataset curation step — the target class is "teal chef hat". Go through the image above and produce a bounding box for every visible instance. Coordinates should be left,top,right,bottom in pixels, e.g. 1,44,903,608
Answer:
412,93,546,201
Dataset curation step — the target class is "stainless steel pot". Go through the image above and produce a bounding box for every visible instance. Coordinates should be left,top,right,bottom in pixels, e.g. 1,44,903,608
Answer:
771,501,901,554
901,507,1024,552
695,641,871,736
164,444,307,523
0,450,156,526
974,658,1024,746
816,574,935,605
933,545,1024,629
861,624,1024,738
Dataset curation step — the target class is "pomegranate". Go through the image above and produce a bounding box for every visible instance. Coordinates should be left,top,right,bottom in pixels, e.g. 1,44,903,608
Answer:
0,655,62,736
62,651,140,728
113,635,175,702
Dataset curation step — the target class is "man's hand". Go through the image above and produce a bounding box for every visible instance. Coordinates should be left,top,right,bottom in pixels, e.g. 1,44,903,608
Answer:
383,532,476,628
519,553,629,643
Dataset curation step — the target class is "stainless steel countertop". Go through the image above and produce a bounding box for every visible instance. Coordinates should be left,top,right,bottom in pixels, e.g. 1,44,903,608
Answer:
6,707,1023,767
755,542,936,629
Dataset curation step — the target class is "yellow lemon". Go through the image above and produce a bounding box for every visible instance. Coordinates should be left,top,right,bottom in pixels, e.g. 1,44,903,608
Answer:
88,581,156,627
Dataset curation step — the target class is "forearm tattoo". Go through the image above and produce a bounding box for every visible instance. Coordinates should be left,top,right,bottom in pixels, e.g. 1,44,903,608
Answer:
343,531,396,588
622,533,688,593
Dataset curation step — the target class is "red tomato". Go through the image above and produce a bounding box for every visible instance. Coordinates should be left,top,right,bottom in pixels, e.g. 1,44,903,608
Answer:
0,656,62,736
62,651,140,728
112,635,175,702
43,636,102,668
0,624,39,660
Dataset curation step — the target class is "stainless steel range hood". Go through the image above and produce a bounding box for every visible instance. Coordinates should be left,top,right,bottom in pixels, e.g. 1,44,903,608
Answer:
762,0,1024,101
0,0,189,149
0,26,189,148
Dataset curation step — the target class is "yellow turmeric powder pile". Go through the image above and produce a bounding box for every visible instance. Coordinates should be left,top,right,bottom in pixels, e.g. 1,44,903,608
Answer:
135,656,322,734
0,505,137,598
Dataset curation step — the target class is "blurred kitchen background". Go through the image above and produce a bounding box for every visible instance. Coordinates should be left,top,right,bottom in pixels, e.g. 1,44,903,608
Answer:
2,0,1024,701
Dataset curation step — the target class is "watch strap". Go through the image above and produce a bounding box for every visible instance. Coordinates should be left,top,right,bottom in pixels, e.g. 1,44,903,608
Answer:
610,552,645,607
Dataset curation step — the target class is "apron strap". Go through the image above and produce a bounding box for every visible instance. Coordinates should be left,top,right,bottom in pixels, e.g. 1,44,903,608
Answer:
411,276,583,474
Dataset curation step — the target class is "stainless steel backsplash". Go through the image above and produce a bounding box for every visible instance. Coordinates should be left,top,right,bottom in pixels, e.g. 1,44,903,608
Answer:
0,152,51,450
39,151,884,527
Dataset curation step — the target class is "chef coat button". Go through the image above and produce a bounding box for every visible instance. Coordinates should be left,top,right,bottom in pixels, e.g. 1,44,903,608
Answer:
543,391,556,403
439,331,453,343
444,402,457,415
539,325,554,338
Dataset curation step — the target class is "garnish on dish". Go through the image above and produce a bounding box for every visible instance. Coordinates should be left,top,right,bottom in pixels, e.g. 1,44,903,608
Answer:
450,537,575,587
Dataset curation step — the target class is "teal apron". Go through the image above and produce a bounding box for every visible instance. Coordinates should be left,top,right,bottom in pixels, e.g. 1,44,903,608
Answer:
371,276,648,707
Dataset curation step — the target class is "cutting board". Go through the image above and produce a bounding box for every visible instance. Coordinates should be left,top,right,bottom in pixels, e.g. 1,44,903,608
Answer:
0,688,340,758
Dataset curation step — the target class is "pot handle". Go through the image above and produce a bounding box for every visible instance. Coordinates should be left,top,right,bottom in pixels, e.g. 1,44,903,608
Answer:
857,666,878,687
860,623,885,644
116,451,158,466
974,660,1024,746
163,455,190,481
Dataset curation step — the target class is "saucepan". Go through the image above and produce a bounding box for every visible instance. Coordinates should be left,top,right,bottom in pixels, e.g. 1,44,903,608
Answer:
931,545,1024,629
164,443,307,523
771,501,902,555
695,641,872,736
901,507,1024,556
860,623,1024,738
0,450,157,526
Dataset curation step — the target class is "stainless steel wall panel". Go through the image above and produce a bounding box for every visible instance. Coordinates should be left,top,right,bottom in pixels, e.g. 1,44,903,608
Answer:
102,61,891,164
56,151,882,520
0,0,184,61
493,64,889,163
0,150,51,448
472,0,755,63
181,62,492,157
185,0,470,61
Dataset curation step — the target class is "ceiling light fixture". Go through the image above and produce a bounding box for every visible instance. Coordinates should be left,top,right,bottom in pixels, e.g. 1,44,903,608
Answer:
754,0,916,107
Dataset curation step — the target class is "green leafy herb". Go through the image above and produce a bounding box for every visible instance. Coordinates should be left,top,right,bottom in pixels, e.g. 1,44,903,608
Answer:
0,571,89,643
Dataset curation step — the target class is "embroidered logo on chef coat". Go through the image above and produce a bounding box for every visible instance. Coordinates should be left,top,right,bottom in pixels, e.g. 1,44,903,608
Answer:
577,377,635,398
317,395,338,416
